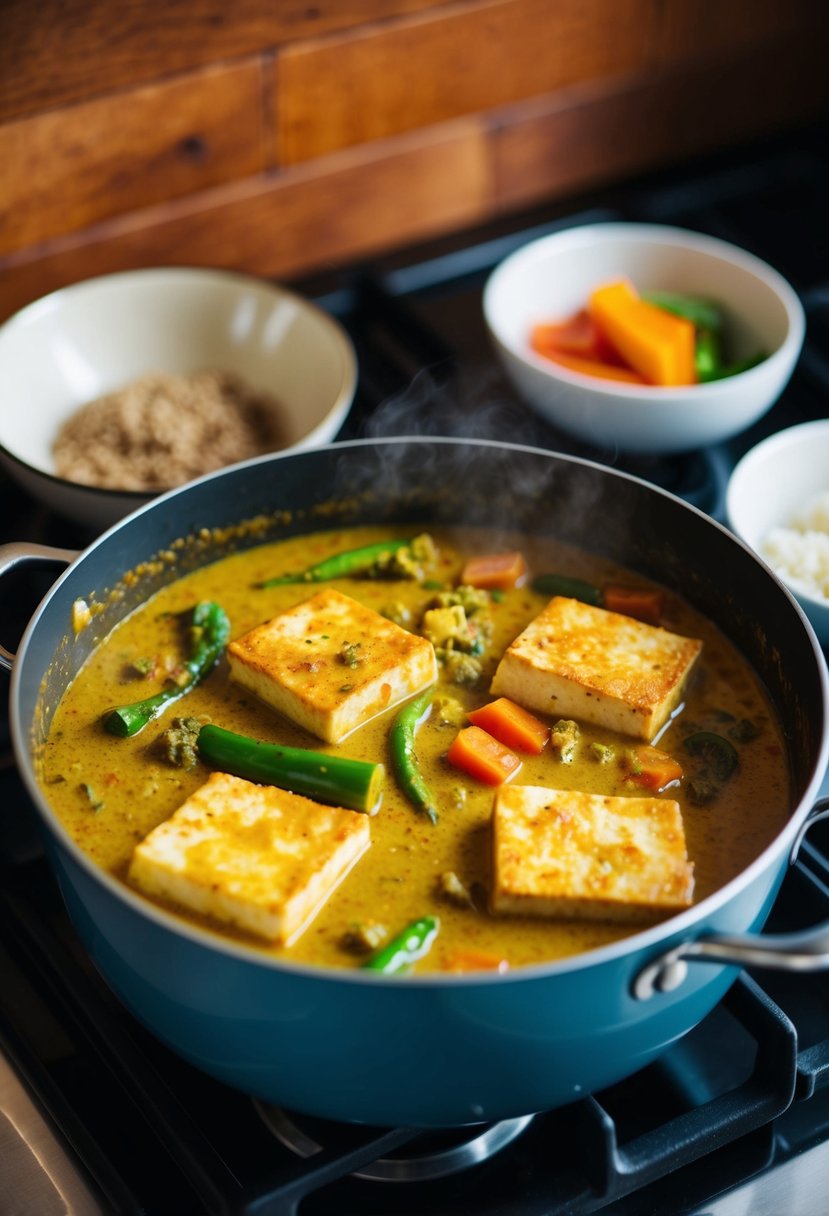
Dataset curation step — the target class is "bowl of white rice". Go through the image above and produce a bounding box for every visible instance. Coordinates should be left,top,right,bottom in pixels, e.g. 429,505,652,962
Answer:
726,419,829,646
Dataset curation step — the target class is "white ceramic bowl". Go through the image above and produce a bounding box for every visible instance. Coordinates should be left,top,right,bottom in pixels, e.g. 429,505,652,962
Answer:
483,222,805,455
0,267,357,531
726,419,829,647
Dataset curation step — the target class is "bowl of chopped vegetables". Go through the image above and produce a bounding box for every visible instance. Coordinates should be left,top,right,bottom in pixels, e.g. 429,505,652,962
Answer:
726,419,829,646
483,222,805,454
0,267,358,532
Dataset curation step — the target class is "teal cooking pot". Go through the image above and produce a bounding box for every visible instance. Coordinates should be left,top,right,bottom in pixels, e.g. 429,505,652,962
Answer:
2,438,828,1127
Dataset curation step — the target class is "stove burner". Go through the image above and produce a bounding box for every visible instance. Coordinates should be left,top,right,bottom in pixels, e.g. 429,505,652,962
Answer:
254,1102,535,1182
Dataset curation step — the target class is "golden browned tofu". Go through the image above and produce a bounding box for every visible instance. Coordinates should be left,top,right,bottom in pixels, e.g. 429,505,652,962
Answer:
128,772,370,944
491,784,694,923
490,596,702,741
227,588,437,742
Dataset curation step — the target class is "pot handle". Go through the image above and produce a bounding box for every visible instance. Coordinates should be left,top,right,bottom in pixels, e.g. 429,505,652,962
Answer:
633,797,829,1001
0,542,78,671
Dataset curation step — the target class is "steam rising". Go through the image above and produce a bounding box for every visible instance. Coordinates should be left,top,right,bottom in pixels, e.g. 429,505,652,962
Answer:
329,366,609,550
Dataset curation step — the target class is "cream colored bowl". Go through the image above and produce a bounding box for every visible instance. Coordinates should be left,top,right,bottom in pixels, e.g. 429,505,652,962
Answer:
0,268,357,531
727,419,829,647
483,222,805,455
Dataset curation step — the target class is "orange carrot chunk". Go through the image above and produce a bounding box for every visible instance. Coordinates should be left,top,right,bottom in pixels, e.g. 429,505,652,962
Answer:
443,950,509,974
537,349,647,384
589,280,697,387
446,725,522,785
461,551,527,590
602,584,666,625
467,697,549,754
625,744,683,791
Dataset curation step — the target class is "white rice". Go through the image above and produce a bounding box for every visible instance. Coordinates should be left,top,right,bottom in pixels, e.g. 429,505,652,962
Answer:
762,490,829,604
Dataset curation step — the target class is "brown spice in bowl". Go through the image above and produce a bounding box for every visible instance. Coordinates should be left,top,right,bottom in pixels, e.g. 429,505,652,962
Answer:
52,369,288,492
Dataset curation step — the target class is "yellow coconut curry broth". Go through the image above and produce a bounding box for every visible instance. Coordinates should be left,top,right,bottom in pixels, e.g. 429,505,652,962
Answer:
38,525,791,973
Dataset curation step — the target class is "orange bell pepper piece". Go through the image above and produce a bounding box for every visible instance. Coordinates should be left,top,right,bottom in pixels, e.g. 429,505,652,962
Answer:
446,725,522,785
461,551,527,590
589,280,697,387
530,309,624,365
467,697,549,754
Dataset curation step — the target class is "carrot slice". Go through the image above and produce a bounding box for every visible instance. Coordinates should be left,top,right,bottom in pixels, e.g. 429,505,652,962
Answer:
446,726,522,785
443,950,509,974
589,280,697,387
467,697,549,754
538,349,647,385
530,309,624,364
461,551,527,590
625,744,683,791
602,584,666,625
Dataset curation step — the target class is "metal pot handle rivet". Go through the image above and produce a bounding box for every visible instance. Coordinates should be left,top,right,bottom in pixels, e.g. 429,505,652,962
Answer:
633,797,829,1001
0,542,78,670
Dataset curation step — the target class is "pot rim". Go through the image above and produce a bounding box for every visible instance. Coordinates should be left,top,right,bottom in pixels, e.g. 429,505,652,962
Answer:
10,435,829,987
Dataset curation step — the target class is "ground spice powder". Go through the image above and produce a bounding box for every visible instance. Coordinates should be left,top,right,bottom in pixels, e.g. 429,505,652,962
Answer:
53,369,288,491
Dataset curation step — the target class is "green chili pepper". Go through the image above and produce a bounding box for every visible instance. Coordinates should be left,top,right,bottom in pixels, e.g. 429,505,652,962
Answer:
104,601,230,737
197,724,384,814
531,573,602,606
683,731,739,781
361,915,440,973
694,327,723,381
257,539,412,587
698,351,767,383
643,291,723,332
390,689,438,824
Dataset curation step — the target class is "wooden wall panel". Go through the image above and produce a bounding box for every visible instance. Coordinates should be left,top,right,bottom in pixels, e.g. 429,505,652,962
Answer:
276,0,660,164
493,33,829,212
655,0,826,64
0,61,266,256
0,0,451,121
0,123,491,322
1,0,826,320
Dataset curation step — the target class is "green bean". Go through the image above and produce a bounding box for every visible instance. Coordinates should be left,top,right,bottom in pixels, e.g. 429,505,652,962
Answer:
390,689,438,824
257,539,411,587
531,573,602,606
361,915,440,973
643,291,723,332
698,351,767,383
694,327,723,381
683,731,739,781
197,724,385,814
104,601,230,738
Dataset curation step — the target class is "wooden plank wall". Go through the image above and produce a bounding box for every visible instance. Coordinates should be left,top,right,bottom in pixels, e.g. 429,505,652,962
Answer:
2,0,828,320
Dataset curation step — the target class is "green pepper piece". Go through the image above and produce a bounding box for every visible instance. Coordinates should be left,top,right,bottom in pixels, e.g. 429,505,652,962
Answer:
361,915,440,974
694,327,723,381
698,351,767,383
390,689,438,824
103,601,230,737
643,291,723,332
197,724,385,815
257,539,412,587
531,573,602,605
683,731,739,781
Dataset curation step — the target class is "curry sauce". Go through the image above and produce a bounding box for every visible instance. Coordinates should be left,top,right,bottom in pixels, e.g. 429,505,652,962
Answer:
38,525,792,973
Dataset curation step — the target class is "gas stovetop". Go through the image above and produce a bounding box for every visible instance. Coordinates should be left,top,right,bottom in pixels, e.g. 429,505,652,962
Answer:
1,118,829,1216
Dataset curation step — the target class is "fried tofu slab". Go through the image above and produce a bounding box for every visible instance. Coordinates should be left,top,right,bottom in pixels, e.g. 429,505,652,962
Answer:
491,784,694,924
227,588,437,742
128,772,371,944
490,596,702,741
